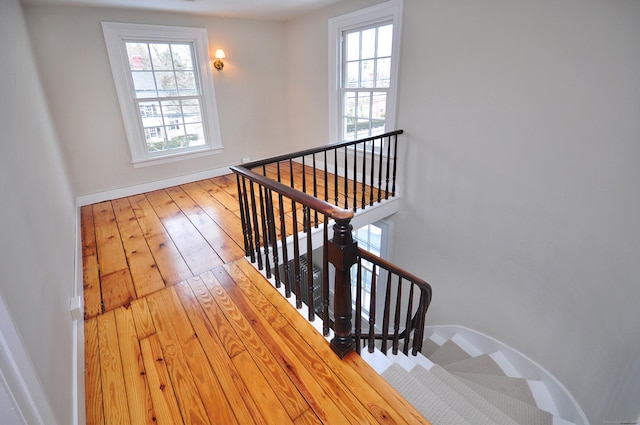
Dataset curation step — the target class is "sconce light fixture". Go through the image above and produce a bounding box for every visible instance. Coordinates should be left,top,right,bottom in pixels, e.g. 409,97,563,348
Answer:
213,49,225,70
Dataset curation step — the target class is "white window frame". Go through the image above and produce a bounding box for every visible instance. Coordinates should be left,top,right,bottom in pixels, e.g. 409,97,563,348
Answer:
102,22,223,167
328,0,403,145
351,220,391,320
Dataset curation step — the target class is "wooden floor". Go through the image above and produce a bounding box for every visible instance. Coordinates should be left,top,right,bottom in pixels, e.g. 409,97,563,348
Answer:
82,172,429,424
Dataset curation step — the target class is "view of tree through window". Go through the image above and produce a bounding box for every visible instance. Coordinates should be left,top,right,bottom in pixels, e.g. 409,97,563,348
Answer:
341,23,393,141
126,42,205,153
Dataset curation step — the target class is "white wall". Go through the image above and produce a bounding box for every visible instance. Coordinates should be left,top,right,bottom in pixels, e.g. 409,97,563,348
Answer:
287,1,640,424
0,0,76,423
24,6,291,197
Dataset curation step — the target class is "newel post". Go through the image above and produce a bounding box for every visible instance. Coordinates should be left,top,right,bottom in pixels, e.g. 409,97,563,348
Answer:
328,217,357,358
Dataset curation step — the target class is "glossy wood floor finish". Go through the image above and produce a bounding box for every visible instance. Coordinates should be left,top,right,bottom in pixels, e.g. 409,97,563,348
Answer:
82,170,428,424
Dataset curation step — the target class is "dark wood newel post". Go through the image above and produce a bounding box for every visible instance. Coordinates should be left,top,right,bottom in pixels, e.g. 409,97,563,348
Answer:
328,217,357,358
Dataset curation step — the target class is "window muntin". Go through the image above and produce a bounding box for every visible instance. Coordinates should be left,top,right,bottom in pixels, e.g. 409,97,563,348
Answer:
102,23,222,167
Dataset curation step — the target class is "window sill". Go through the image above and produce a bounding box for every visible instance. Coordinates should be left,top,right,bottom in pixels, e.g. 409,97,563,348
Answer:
132,146,223,168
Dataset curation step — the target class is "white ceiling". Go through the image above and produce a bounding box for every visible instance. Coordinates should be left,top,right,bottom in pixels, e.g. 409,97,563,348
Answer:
19,0,344,20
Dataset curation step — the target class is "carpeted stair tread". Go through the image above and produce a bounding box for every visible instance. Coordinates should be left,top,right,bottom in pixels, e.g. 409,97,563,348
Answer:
412,365,520,425
420,338,442,358
453,374,554,425
428,339,472,366
441,353,506,376
451,371,537,406
381,363,473,425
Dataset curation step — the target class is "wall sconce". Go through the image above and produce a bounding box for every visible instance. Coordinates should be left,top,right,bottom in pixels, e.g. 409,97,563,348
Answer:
213,49,225,70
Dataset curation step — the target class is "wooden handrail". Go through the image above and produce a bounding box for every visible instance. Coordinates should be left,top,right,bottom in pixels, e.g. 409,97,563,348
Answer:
357,248,432,297
231,129,432,359
239,129,404,170
230,164,354,221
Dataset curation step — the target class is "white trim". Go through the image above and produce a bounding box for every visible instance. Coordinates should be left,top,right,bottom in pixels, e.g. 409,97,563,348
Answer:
75,165,232,207
102,22,223,165
72,206,85,425
0,295,58,425
425,325,590,425
328,0,404,144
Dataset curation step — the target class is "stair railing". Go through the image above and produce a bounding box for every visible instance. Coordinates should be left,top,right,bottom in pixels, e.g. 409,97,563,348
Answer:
231,130,432,358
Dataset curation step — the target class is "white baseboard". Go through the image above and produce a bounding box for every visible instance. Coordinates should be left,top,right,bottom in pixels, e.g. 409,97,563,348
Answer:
75,165,233,207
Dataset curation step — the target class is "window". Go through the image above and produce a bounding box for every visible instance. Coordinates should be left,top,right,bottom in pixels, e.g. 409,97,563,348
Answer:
329,0,403,144
351,221,389,318
102,23,222,167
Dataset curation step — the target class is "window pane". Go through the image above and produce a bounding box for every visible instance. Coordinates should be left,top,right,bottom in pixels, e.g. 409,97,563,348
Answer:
139,101,162,128
357,92,371,118
182,99,202,124
343,117,356,140
372,92,386,119
346,31,360,62
377,24,393,57
375,57,391,88
155,71,178,97
175,71,197,96
357,119,370,139
343,91,356,116
345,62,359,88
171,44,193,70
149,43,172,70
360,60,375,88
131,71,157,98
126,43,152,70
184,123,205,146
361,28,376,59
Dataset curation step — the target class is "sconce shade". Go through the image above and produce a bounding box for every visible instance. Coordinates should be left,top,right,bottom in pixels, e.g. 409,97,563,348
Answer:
213,49,225,70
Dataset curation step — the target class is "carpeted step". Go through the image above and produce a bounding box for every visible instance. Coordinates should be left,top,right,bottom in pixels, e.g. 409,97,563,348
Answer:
420,337,441,358
428,339,472,366
453,374,554,425
451,371,537,406
412,365,520,425
442,353,506,376
381,363,474,425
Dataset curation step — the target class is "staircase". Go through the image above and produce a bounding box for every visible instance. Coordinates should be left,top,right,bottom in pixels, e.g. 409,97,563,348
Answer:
362,326,589,425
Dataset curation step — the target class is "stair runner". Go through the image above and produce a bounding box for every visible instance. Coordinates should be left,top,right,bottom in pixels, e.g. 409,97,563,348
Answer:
371,337,563,425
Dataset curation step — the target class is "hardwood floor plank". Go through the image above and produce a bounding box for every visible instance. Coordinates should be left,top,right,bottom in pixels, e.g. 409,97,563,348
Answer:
182,180,245,244
149,287,239,425
235,258,426,424
129,194,193,286
146,290,213,425
294,409,323,425
173,281,265,425
207,267,310,421
140,335,184,425
82,205,102,319
223,262,289,331
207,176,241,211
114,306,156,425
145,190,223,275
165,186,244,264
217,265,356,424
130,298,156,339
93,201,128,276
100,268,136,312
231,350,295,425
186,274,245,358
84,317,104,425
112,198,165,297
97,311,131,425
